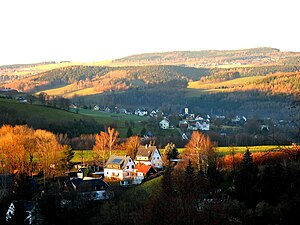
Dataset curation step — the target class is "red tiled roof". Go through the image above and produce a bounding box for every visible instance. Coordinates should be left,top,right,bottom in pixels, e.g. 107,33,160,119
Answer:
135,164,152,175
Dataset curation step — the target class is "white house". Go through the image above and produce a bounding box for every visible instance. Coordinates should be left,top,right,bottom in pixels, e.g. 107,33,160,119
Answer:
135,145,163,169
104,155,135,180
159,118,170,129
93,105,100,111
135,109,148,116
196,121,210,131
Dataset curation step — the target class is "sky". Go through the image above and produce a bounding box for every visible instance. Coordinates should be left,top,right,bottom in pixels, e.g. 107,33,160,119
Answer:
0,0,299,65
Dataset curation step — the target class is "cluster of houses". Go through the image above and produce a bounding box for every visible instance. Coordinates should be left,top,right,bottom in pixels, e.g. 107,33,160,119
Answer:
65,144,163,199
91,105,165,118
159,107,211,138
104,144,162,185
3,144,164,224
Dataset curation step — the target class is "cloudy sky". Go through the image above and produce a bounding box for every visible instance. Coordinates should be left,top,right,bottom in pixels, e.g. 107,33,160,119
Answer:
0,0,299,65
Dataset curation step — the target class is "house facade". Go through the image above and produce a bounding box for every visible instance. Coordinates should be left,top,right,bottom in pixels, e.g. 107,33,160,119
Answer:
135,145,163,169
159,118,170,129
104,155,135,180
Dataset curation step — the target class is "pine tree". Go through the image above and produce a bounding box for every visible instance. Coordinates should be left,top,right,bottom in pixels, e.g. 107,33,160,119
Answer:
126,127,133,137
234,148,259,207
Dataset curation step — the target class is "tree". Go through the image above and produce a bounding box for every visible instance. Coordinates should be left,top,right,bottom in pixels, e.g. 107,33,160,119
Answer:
60,145,75,171
140,127,147,136
126,127,133,137
184,131,215,173
93,131,109,164
93,127,119,164
162,143,179,167
107,127,119,156
34,129,64,178
234,148,259,207
125,136,140,159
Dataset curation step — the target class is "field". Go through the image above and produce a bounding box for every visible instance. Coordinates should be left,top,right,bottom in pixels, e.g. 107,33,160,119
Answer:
187,76,265,95
0,98,87,122
1,60,112,78
0,98,152,137
72,145,283,162
74,109,149,137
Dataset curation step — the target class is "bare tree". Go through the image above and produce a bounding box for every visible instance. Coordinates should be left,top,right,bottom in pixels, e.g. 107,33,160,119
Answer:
184,131,215,173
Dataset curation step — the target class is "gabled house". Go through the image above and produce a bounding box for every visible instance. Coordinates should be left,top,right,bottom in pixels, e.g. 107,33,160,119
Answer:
104,155,135,180
135,109,148,116
135,145,163,170
63,177,111,201
93,105,100,111
159,118,170,129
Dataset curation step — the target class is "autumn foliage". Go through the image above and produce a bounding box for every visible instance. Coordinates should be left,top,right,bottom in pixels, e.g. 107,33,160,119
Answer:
0,125,65,177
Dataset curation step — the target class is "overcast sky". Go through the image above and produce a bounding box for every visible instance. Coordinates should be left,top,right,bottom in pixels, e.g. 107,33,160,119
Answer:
0,0,299,65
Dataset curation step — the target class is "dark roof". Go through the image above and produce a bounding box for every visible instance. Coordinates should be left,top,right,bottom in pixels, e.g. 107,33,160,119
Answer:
65,178,110,192
0,174,13,189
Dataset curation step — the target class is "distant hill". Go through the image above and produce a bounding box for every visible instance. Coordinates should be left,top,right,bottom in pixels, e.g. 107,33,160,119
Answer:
112,47,300,67
1,47,300,120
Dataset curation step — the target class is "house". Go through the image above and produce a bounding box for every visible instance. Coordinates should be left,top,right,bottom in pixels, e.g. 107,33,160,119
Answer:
135,109,148,116
196,121,210,131
135,145,163,170
135,163,156,177
93,105,100,111
104,155,135,180
63,177,111,201
119,108,127,114
159,118,170,129
6,201,36,224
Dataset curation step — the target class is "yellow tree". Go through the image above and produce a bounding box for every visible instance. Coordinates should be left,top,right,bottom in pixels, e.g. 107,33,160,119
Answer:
93,131,109,165
107,127,119,156
184,131,215,173
93,127,119,165
124,136,140,159
34,129,64,178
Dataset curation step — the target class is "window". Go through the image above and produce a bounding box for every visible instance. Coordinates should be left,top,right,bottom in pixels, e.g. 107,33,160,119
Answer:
129,159,131,162
132,165,134,169
126,166,129,169
157,157,159,159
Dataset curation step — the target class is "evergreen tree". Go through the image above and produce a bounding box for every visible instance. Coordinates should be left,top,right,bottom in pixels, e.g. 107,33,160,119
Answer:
60,145,75,171
126,127,133,137
140,127,146,136
234,148,259,207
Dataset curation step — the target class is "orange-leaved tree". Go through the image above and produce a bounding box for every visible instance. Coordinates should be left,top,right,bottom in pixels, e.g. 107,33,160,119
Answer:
183,131,216,173
93,127,119,164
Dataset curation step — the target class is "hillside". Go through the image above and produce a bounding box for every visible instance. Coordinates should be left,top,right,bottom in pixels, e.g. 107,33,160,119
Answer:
112,47,300,67
0,98,104,137
1,47,300,120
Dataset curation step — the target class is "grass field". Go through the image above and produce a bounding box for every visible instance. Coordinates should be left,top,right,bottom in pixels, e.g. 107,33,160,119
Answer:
39,85,104,98
187,76,265,95
0,98,87,122
2,60,112,77
0,98,150,137
72,145,282,163
74,109,149,137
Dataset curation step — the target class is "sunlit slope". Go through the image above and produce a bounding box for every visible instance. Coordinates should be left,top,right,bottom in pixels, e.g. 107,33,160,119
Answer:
188,76,266,93
1,60,112,78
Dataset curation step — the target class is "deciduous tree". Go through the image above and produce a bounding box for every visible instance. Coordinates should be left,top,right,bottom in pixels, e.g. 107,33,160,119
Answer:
184,131,216,173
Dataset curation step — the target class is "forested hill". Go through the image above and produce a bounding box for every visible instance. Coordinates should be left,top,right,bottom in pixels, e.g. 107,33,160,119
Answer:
3,65,210,94
2,47,300,119
112,47,300,66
